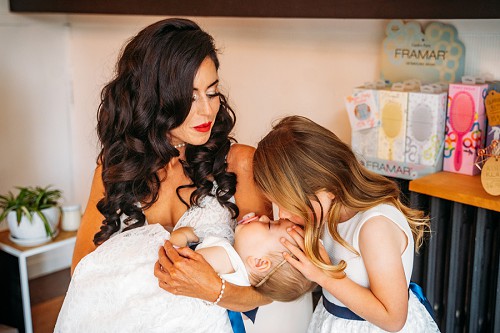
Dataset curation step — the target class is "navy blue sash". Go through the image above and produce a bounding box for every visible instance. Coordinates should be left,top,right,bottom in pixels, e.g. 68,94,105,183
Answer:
322,297,364,321
322,282,434,321
409,282,435,320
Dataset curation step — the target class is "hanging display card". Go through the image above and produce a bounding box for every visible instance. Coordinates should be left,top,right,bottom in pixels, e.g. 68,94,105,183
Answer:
477,140,500,196
485,89,500,146
381,20,465,84
481,158,500,196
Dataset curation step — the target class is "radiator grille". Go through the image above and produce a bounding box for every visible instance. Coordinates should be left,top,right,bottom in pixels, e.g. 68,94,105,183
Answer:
409,184,500,333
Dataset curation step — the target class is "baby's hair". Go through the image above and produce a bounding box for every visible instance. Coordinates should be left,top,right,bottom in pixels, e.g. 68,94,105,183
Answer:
248,251,316,302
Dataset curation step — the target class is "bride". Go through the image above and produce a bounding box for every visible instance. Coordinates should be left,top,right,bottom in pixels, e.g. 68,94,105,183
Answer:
70,16,271,331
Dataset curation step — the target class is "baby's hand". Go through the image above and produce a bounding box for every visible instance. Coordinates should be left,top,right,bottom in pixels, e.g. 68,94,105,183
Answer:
169,227,198,248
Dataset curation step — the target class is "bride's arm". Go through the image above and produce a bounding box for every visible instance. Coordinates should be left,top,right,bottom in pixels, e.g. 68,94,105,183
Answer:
155,240,272,311
153,144,273,310
227,144,273,219
72,164,105,274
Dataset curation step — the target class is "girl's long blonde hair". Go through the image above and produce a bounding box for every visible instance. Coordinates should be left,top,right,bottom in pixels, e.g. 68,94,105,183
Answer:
253,116,429,273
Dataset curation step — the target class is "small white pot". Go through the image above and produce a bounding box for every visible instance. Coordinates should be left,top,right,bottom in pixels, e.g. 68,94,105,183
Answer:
7,207,60,240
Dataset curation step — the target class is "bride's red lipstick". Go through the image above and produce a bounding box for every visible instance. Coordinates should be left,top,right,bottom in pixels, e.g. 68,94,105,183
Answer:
194,122,212,132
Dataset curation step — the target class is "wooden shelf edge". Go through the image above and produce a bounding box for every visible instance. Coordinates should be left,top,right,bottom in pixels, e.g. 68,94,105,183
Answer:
409,171,500,212
9,0,500,19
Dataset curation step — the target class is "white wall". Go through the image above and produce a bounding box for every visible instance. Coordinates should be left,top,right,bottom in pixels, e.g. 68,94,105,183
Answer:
0,6,73,206
65,16,500,208
2,7,499,216
67,16,388,207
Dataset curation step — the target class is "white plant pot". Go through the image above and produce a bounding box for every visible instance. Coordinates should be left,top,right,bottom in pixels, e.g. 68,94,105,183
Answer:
7,207,60,244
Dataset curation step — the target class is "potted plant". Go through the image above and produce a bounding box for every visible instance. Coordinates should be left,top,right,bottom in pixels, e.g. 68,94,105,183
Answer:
0,186,62,245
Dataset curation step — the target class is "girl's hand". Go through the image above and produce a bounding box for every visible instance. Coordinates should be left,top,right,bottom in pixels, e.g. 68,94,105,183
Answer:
281,225,333,286
154,240,221,302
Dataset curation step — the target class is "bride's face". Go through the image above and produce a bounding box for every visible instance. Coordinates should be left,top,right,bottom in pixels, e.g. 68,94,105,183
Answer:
169,56,221,147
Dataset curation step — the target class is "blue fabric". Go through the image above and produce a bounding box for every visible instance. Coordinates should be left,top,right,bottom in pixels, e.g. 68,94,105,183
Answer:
409,282,435,320
322,282,435,321
188,244,259,331
322,294,364,320
226,308,259,333
227,310,246,333
188,242,200,250
242,308,258,323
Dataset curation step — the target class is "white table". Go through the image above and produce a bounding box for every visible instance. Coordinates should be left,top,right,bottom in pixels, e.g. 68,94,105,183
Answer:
0,230,76,333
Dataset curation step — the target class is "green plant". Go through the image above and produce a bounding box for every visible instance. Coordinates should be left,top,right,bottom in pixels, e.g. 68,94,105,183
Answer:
0,186,62,237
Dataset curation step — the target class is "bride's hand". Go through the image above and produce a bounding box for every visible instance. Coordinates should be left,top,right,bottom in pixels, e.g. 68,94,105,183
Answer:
154,240,221,302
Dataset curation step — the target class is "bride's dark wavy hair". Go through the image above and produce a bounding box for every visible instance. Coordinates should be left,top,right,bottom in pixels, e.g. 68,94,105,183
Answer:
93,18,238,245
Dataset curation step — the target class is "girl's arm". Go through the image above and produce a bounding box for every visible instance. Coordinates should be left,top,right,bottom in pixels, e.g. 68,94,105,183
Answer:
71,164,105,274
155,240,272,311
283,217,409,332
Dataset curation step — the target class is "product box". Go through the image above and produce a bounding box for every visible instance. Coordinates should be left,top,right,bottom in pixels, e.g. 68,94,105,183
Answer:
377,90,408,162
348,81,444,180
349,83,385,158
351,128,379,158
443,83,488,175
360,143,444,180
405,90,448,165
345,89,380,131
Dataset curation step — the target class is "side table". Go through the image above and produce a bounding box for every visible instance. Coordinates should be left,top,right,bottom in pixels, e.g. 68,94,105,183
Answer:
0,230,77,333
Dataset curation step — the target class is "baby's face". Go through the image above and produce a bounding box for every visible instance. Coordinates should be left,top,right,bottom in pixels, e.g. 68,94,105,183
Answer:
233,219,298,261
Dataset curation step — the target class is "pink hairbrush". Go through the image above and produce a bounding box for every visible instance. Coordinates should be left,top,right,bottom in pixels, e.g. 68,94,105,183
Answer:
449,91,475,171
237,212,259,225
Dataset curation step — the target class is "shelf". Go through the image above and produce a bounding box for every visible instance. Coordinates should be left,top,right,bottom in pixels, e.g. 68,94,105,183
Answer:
0,230,77,256
409,171,500,212
8,0,500,19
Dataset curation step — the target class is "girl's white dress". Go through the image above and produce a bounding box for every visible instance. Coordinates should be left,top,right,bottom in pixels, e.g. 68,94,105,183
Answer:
55,194,248,333
308,204,440,333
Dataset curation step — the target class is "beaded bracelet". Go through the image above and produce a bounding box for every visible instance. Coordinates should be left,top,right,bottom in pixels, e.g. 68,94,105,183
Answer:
209,274,225,306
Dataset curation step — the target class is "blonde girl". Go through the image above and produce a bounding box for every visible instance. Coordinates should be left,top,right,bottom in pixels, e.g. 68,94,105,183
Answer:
253,116,439,332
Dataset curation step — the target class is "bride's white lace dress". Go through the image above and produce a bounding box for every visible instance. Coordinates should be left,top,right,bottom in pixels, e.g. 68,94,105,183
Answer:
55,194,242,333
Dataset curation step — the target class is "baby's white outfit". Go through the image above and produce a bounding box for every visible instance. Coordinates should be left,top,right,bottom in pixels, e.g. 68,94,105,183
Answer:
308,204,440,333
55,194,247,333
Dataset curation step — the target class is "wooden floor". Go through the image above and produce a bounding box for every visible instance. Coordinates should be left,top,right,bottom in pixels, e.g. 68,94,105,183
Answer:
31,296,65,333
29,269,70,333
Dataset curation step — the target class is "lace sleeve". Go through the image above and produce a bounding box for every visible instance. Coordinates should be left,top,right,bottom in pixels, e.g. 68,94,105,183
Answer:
173,194,236,244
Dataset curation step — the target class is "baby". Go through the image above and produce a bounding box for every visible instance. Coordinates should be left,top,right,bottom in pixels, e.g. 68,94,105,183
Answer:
55,218,315,333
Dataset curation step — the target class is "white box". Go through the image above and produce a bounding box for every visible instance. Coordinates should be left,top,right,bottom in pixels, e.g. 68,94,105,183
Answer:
377,90,408,162
405,91,447,165
351,128,379,158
